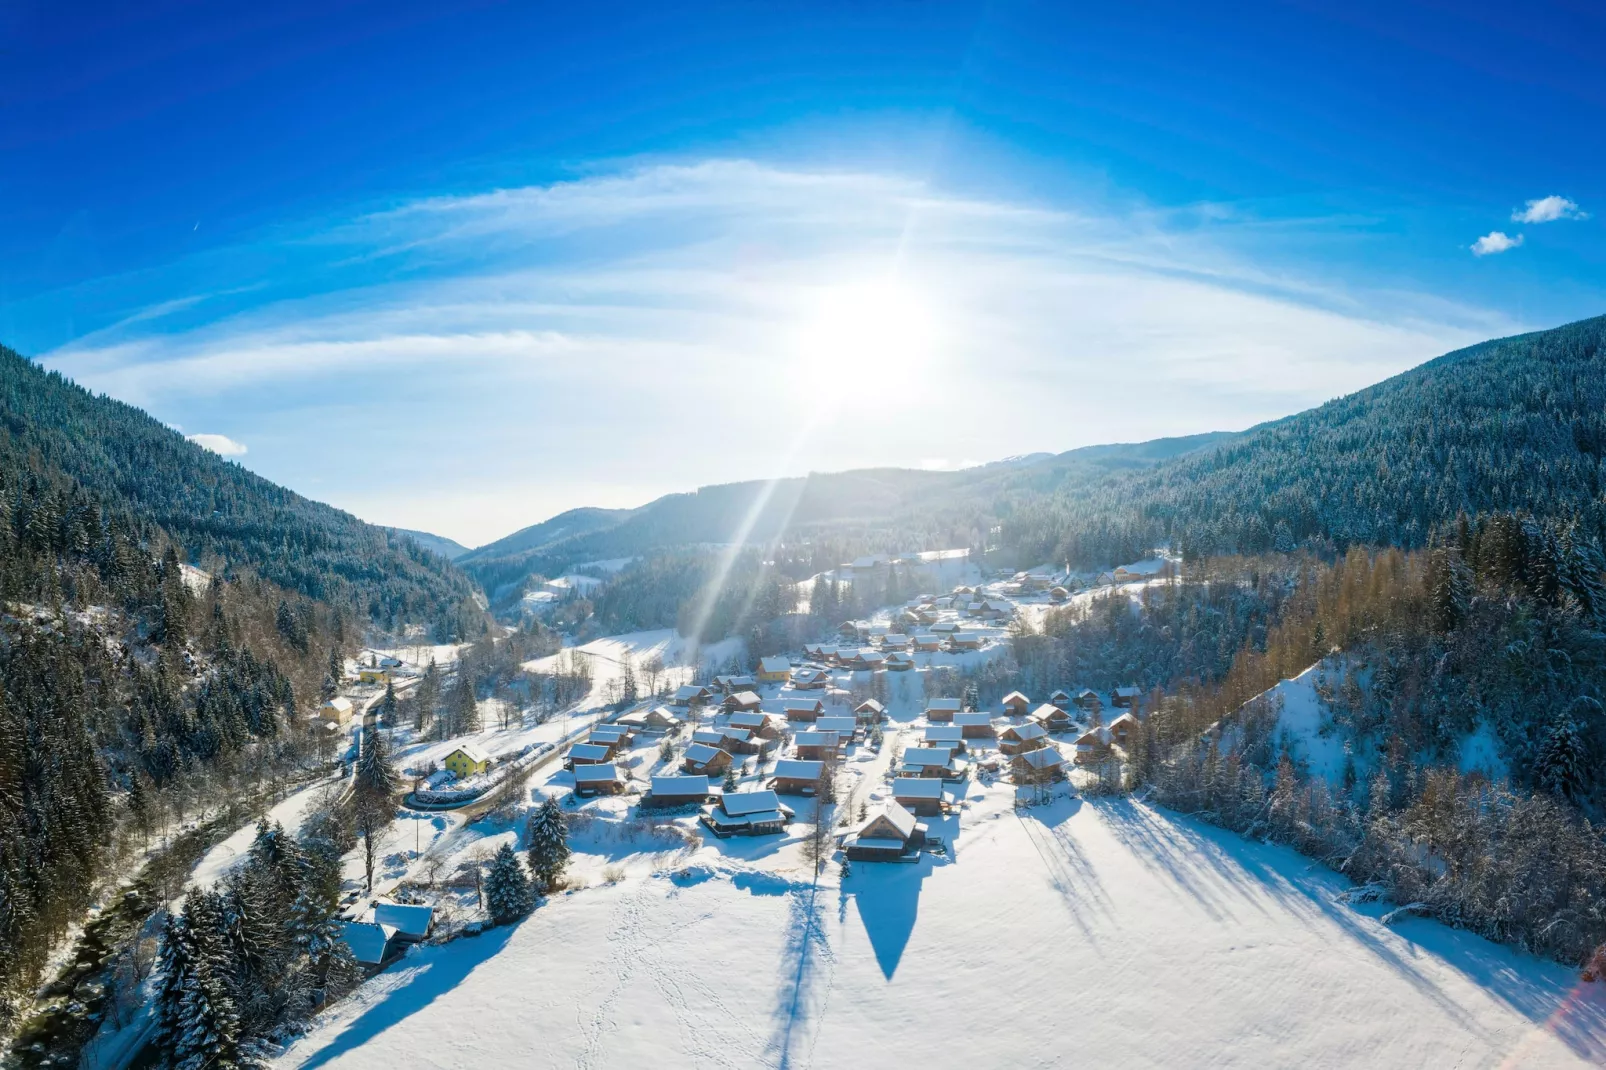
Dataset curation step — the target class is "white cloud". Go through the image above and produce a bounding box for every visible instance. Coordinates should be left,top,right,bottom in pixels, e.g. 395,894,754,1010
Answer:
187,433,248,456
1472,231,1524,256
42,160,1513,544
1512,195,1585,224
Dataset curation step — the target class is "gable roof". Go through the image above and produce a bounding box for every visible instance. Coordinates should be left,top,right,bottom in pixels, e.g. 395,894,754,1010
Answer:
854,699,885,714
953,712,992,727
589,725,628,742
567,743,612,761
722,789,783,816
782,698,824,711
815,716,855,734
573,763,622,784
891,777,944,799
1000,690,1030,706
794,731,839,747
683,743,726,765
692,729,727,746
1017,747,1064,769
342,920,396,965
901,746,955,767
857,799,918,840
926,698,962,712
371,899,433,938
760,656,792,673
924,726,964,742
772,759,824,780
324,696,353,712
726,690,763,706
651,775,710,796
1002,722,1048,741
727,711,773,729
448,742,492,764
675,684,710,700
1033,703,1069,720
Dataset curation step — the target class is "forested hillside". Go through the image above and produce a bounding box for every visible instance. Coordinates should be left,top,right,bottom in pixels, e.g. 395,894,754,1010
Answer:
1005,315,1606,566
0,347,484,637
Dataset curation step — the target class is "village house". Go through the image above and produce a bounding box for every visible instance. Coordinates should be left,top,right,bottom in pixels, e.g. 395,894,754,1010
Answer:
1108,711,1140,746
1048,585,1069,603
900,746,963,780
891,777,946,816
701,789,794,837
815,715,856,738
342,920,398,970
692,728,729,748
617,705,684,733
1048,689,1072,707
924,698,962,723
573,763,627,797
911,634,943,653
726,711,783,740
681,742,733,777
642,775,716,809
1012,746,1067,784
1073,727,1113,765
672,684,713,709
758,656,792,684
589,724,633,750
998,722,1049,755
881,634,911,651
979,599,1015,620
358,666,390,685
839,620,867,641
719,725,771,757
770,758,826,795
793,730,841,762
884,652,915,671
947,633,983,653
1113,686,1143,708
565,742,614,769
930,620,961,634
320,695,355,725
842,648,886,671
853,699,886,724
443,743,492,779
715,674,758,694
721,689,764,713
801,643,828,661
842,800,926,862
1031,703,1075,733
954,711,996,739
790,667,831,690
923,725,966,754
782,697,825,723
999,690,1032,716
370,899,434,945
1074,688,1104,711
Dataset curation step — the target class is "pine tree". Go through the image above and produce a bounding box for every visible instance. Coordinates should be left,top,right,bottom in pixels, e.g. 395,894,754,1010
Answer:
525,795,571,893
484,842,532,923
1534,715,1585,802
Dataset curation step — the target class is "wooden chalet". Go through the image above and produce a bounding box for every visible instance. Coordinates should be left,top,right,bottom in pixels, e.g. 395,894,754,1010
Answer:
617,705,684,733
880,634,911,651
923,725,966,754
891,777,946,816
1073,727,1113,765
790,667,831,690
573,763,628,796
758,656,793,684
681,742,733,777
900,746,962,780
998,721,1049,755
712,674,757,694
701,789,794,837
589,724,633,749
924,698,962,723
842,648,886,671
838,620,866,640
1048,586,1069,603
953,711,996,739
908,634,941,653
565,742,614,768
673,684,713,709
1032,703,1074,733
1108,711,1140,746
342,921,398,969
782,697,825,723
999,690,1032,716
642,775,716,808
1074,688,1103,711
853,699,886,724
793,730,841,762
714,726,769,756
947,633,983,652
815,714,856,737
1011,746,1066,784
692,728,729,748
842,800,926,862
929,621,961,634
370,899,434,944
1049,689,1072,707
884,652,915,671
721,690,764,713
725,711,783,740
1113,686,1143,708
770,758,826,795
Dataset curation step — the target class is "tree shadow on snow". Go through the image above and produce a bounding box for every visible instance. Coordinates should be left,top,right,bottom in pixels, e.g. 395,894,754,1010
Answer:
1091,798,1606,1062
764,880,837,1070
293,925,516,1070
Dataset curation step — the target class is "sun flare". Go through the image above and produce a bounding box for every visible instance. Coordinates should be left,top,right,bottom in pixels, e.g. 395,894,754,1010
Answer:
794,278,939,389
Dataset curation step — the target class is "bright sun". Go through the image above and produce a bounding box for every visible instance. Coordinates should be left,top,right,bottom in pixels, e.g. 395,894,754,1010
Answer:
794,279,939,389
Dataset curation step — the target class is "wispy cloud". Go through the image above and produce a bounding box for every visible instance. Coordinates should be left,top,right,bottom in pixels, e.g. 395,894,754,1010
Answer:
39,160,1512,543
1472,231,1524,256
1512,195,1585,224
187,432,248,456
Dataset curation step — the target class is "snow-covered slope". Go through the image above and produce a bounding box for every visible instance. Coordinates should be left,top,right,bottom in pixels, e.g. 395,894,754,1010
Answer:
275,793,1603,1069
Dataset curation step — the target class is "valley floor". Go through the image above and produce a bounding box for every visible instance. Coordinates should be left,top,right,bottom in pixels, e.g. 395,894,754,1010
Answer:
272,789,1604,1069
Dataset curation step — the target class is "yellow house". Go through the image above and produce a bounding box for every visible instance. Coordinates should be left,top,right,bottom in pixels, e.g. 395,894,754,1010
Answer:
443,744,492,780
359,667,391,685
757,656,791,683
320,696,354,725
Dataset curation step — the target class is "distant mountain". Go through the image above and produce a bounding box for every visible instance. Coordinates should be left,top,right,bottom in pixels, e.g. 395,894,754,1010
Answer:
0,346,484,634
458,431,1240,603
390,527,473,560
1005,314,1606,565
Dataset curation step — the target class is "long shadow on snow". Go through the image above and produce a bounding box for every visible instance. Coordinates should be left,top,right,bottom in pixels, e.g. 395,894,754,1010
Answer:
1093,798,1606,1061
294,925,516,1070
1015,796,1119,943
764,880,836,1070
844,852,942,981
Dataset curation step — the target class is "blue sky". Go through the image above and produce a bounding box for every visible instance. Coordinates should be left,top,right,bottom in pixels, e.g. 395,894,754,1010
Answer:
4,0,1604,545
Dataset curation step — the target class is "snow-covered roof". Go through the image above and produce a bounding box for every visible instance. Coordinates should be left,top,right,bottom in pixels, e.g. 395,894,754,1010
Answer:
342,920,396,965
926,698,962,712
857,799,917,840
892,777,943,799
782,698,823,711
722,789,783,816
1109,711,1140,729
589,726,628,742
1033,704,1068,720
854,699,885,714
372,900,434,938
953,712,992,727
692,729,727,745
772,759,824,780
1115,686,1143,699
448,742,492,764
1017,748,1064,769
675,684,710,700
728,712,772,729
651,775,710,796
794,731,839,747
760,656,792,673
684,743,725,765
324,696,353,712
720,727,752,742
727,690,763,706
924,726,964,743
1004,722,1048,741
901,747,954,768
1000,690,1030,706
567,743,612,762
574,763,622,784
815,715,855,733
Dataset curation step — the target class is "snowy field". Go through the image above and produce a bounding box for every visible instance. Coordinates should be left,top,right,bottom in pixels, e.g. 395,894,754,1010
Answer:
275,791,1604,1069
